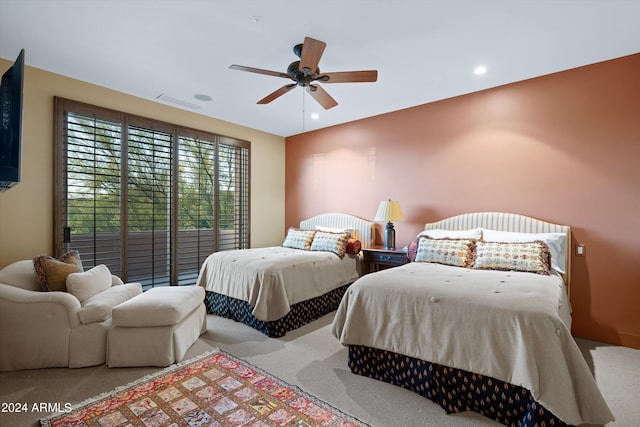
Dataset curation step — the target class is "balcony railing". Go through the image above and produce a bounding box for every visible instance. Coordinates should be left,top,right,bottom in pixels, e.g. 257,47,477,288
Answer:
67,229,239,288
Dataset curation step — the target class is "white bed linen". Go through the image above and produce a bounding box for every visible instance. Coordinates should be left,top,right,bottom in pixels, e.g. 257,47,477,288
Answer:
197,247,360,321
331,262,613,425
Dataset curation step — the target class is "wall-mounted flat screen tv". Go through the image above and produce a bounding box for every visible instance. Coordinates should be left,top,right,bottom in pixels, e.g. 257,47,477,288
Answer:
0,49,25,192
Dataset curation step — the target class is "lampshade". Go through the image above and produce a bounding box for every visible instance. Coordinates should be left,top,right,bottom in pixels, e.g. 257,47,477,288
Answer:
374,199,405,223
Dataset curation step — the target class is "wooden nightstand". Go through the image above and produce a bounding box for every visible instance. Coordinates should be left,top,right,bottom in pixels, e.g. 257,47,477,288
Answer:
362,246,408,274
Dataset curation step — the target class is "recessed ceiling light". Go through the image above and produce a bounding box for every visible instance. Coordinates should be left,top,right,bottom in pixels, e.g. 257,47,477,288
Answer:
474,65,487,75
310,113,319,120
193,94,213,102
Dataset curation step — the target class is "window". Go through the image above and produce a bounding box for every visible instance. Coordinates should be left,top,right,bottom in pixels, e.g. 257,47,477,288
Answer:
54,98,250,288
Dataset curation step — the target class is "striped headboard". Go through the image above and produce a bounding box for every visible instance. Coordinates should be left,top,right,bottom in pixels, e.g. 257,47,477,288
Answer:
300,213,375,249
424,212,571,286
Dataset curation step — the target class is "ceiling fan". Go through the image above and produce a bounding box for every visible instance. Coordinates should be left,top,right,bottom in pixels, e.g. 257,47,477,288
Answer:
229,36,378,110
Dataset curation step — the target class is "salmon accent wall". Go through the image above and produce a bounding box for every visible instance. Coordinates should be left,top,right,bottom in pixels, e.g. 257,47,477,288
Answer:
285,54,640,349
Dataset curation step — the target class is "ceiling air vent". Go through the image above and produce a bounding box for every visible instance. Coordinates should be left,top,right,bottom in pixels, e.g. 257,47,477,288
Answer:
156,94,201,110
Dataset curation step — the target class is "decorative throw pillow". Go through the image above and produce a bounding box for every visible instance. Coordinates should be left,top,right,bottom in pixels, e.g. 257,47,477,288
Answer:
414,237,476,267
310,231,350,258
481,228,566,273
33,250,83,292
407,241,418,262
66,264,113,302
346,238,362,255
474,241,551,275
315,225,353,239
282,228,316,250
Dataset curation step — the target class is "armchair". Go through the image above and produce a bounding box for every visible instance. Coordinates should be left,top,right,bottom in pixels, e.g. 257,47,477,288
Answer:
0,260,142,371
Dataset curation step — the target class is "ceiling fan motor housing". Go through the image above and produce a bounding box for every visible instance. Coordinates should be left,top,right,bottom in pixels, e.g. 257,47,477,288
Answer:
287,61,320,87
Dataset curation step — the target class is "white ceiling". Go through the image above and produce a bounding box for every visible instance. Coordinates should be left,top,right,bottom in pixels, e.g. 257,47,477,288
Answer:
1,1,639,137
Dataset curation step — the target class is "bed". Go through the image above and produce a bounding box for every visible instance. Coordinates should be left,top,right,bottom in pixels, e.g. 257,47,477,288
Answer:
331,212,614,426
197,213,375,337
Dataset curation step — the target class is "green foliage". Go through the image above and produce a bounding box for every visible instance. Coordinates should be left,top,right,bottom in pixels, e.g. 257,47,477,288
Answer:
65,115,245,235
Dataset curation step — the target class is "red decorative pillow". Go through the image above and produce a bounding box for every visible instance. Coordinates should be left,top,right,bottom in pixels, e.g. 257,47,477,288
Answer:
407,241,418,261
346,239,362,255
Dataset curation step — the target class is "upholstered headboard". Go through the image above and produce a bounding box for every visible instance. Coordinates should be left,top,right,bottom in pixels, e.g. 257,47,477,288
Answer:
424,212,571,287
300,213,375,249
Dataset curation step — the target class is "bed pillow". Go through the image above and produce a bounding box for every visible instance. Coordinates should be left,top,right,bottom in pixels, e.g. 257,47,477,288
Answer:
474,241,551,275
414,237,476,267
417,227,482,240
481,228,566,273
33,250,84,292
282,228,317,250
310,231,350,258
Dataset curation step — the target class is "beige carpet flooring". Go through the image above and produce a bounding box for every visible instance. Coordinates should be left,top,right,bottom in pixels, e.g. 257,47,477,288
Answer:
1,313,639,427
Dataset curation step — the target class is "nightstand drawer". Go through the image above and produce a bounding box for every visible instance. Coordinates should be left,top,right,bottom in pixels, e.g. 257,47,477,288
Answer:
366,251,406,265
362,247,408,273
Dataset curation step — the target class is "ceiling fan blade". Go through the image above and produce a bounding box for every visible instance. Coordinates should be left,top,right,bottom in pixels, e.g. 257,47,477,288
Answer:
257,84,297,104
299,37,326,76
307,84,338,110
229,64,291,79
318,70,378,83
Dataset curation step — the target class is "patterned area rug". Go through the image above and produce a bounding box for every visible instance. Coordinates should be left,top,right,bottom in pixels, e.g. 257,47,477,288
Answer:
40,349,368,427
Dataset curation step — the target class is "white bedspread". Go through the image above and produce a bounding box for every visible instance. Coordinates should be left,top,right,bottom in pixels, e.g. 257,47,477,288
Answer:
331,262,614,425
197,247,360,321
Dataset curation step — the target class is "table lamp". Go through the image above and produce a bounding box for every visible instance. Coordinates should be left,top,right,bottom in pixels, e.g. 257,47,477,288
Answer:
374,199,405,250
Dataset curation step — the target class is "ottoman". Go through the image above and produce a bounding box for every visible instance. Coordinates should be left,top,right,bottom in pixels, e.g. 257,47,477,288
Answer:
107,286,206,367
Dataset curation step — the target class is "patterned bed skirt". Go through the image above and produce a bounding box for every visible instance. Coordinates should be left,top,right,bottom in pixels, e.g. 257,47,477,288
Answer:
204,283,351,337
348,345,570,427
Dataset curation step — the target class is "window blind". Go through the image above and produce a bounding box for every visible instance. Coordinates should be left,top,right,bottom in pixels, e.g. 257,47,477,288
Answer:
54,98,250,288
63,111,123,277
126,125,173,288
176,134,216,286
218,137,250,251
